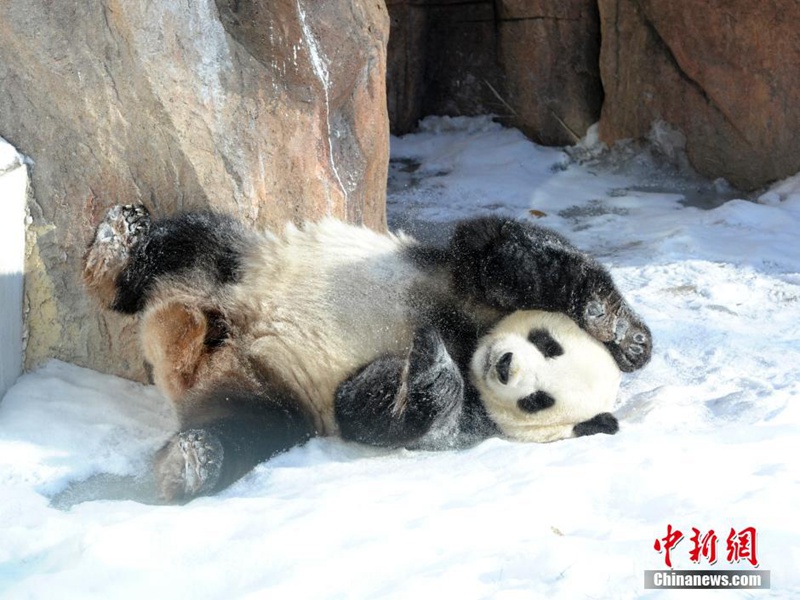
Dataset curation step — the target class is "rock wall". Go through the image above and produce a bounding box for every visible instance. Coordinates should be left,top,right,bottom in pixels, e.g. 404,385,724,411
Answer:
498,0,603,146
386,0,603,145
597,0,800,191
388,0,800,190
0,0,389,381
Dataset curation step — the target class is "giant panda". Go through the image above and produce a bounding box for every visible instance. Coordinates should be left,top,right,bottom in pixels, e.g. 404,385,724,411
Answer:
83,204,651,502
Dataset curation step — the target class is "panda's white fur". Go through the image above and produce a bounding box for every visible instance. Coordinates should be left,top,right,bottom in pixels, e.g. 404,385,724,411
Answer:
219,219,446,434
470,310,621,442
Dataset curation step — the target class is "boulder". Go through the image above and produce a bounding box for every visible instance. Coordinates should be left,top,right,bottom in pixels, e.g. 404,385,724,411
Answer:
0,0,389,381
598,0,800,190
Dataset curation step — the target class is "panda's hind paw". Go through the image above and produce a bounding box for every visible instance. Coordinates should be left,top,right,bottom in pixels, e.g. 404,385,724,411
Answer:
154,429,223,504
91,204,150,257
83,204,151,307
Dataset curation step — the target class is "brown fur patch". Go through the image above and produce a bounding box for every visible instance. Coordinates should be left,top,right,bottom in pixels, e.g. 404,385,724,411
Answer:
82,248,124,309
141,302,213,401
141,300,260,420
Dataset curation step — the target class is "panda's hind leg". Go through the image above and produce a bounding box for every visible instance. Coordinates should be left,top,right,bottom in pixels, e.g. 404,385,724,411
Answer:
155,380,315,503
335,327,464,450
84,204,248,315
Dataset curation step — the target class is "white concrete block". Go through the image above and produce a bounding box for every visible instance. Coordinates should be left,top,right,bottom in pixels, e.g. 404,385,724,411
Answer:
0,137,28,400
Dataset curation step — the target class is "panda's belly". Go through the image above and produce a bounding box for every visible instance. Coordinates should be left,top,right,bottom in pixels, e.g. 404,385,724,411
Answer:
231,220,431,434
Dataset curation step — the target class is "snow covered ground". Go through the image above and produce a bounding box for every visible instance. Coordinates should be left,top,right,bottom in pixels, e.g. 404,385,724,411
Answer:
2,117,799,598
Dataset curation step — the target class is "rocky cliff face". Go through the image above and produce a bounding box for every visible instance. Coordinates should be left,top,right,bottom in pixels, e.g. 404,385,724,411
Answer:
386,0,603,146
0,0,389,381
598,0,800,191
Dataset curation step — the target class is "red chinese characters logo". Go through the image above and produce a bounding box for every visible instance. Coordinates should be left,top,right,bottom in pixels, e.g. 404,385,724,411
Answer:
654,525,758,568
726,527,759,567
654,524,684,568
689,528,718,565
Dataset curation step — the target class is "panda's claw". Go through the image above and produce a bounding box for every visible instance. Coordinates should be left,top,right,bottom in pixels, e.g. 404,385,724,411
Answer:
86,204,151,268
154,429,223,504
582,297,616,343
585,300,606,319
583,295,652,372
613,318,630,342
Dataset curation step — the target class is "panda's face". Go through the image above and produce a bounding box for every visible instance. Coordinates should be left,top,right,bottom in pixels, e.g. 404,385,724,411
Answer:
470,310,621,442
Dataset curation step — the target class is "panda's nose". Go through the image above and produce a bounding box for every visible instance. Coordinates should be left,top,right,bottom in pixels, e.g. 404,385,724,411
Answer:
496,352,513,385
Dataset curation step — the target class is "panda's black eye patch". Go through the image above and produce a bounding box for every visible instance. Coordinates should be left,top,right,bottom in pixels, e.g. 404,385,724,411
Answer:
517,391,556,413
528,329,564,358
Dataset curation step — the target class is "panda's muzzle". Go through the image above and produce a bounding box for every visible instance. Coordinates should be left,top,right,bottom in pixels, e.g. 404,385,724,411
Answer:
495,352,513,385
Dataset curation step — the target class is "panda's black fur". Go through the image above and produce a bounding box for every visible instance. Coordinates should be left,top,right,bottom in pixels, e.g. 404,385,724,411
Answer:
83,205,651,502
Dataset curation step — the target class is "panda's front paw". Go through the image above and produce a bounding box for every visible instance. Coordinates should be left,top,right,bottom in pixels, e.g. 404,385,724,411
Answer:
573,412,619,437
583,298,616,342
407,327,460,394
154,429,223,504
402,327,464,448
583,295,652,372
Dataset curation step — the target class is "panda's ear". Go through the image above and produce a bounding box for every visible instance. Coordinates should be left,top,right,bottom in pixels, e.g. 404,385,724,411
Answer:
573,412,619,437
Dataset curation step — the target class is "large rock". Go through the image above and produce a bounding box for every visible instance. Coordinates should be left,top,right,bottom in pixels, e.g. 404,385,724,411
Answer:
0,0,390,381
598,0,800,190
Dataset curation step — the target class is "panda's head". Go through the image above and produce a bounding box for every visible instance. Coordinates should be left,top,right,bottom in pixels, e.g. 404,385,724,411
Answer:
470,310,621,443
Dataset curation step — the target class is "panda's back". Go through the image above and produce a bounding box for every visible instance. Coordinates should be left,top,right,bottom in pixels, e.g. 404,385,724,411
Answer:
231,219,441,434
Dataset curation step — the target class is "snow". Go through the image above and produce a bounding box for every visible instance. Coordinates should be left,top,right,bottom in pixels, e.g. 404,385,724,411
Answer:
2,116,799,598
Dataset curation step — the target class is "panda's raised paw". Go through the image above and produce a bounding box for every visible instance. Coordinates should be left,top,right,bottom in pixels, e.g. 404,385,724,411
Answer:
583,296,652,372
582,298,617,342
83,204,153,308
91,204,151,256
154,428,223,504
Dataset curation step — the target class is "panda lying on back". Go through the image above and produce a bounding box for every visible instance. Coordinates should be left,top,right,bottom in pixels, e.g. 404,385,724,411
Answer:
83,205,652,502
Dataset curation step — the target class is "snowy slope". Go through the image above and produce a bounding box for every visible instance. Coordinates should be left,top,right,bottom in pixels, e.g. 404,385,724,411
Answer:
2,117,799,599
